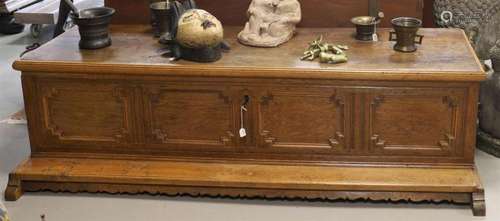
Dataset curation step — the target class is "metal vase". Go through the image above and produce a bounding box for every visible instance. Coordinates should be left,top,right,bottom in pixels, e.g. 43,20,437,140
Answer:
389,17,424,53
71,7,115,50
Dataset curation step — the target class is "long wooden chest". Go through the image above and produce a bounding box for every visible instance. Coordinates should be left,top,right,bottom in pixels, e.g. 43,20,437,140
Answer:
6,26,486,216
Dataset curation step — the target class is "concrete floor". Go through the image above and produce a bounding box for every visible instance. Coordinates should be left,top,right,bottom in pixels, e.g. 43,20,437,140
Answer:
1,26,500,221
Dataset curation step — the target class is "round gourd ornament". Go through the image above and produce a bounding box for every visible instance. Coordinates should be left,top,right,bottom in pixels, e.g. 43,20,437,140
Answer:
176,9,223,49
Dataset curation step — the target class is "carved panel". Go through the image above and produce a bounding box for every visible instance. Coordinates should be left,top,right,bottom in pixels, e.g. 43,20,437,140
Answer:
38,81,133,145
143,84,236,149
365,88,465,156
257,87,350,153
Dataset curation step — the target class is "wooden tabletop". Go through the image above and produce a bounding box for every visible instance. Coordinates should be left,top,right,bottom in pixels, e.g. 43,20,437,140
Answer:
14,25,485,82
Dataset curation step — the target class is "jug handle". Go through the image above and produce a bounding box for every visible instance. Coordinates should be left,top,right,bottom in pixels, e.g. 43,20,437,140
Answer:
389,32,397,41
415,34,424,44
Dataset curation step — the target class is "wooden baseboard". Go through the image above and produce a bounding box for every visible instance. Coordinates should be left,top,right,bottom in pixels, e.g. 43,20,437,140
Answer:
4,157,486,216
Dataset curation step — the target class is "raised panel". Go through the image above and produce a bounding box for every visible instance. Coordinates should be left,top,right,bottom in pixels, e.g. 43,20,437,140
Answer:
143,84,236,150
38,80,133,147
256,87,350,153
365,88,466,156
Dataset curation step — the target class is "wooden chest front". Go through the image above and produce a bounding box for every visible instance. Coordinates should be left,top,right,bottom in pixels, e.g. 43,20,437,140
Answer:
24,76,478,166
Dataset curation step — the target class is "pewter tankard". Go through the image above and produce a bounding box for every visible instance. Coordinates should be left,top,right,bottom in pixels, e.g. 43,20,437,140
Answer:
389,17,424,52
150,1,172,38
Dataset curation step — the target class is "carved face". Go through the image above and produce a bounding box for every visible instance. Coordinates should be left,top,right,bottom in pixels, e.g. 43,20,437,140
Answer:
266,0,283,11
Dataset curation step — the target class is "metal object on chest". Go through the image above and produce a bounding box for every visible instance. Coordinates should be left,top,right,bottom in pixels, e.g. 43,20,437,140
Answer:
389,17,424,53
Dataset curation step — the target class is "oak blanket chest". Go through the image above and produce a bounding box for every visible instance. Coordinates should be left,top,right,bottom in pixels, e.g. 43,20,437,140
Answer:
6,25,486,215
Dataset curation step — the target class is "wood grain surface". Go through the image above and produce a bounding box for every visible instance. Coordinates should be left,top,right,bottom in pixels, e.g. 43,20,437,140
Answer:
14,25,484,82
8,157,481,192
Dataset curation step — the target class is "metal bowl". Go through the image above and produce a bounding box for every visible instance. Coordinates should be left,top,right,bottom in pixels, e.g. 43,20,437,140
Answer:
351,16,381,26
391,17,422,28
76,7,115,20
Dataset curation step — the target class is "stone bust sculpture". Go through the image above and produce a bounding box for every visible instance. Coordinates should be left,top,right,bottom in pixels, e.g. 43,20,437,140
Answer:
238,0,301,47
434,0,500,59
434,0,500,156
479,41,500,138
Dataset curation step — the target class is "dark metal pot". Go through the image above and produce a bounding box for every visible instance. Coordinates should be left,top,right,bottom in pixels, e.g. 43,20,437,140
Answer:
71,7,115,49
389,17,424,53
351,16,380,41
